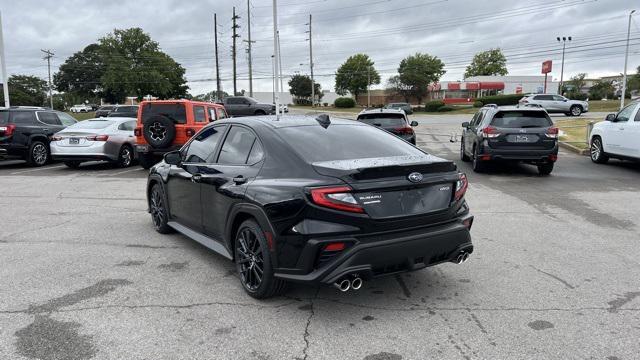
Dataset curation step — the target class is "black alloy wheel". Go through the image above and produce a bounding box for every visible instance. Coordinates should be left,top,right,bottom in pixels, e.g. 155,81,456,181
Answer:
149,184,172,234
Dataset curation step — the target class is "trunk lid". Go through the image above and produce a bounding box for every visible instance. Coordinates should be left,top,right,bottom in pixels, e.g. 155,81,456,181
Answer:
312,155,459,219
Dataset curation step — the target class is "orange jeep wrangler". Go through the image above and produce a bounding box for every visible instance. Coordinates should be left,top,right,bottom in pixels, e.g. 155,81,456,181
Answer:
134,100,228,169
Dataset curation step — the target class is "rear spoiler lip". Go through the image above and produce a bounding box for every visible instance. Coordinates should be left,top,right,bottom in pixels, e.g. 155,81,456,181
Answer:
312,155,457,180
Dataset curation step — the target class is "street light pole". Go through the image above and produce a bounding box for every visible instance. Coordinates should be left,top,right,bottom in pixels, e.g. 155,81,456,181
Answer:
0,11,9,107
272,0,280,118
620,9,636,110
557,36,571,95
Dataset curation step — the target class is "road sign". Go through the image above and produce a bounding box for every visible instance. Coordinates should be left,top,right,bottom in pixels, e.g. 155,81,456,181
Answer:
542,60,552,74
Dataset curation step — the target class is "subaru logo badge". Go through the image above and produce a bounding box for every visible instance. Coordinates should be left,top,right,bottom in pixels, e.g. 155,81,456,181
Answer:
408,172,423,183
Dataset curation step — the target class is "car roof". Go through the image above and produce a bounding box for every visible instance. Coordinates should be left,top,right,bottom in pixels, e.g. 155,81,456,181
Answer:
485,105,548,113
212,114,360,129
358,108,405,115
83,117,133,123
139,99,222,107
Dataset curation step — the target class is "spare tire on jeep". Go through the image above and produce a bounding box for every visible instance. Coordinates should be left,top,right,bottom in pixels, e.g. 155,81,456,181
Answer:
143,115,176,148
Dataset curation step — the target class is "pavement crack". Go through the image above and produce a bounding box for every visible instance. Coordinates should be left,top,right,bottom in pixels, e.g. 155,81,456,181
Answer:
300,288,319,360
530,266,575,290
607,291,640,313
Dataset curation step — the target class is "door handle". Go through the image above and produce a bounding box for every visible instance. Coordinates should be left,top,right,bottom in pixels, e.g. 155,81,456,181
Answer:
233,175,247,185
191,173,202,183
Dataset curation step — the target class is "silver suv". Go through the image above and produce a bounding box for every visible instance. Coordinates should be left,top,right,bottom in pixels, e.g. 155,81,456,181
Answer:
519,94,588,116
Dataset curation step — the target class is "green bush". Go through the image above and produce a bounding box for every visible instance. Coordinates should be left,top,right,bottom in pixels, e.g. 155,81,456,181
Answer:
424,100,445,112
473,100,483,108
334,97,356,108
566,92,588,101
475,94,523,106
437,105,455,112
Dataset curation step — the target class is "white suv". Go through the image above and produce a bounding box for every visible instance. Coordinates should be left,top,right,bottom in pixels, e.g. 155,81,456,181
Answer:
590,101,640,163
519,94,589,116
70,104,92,113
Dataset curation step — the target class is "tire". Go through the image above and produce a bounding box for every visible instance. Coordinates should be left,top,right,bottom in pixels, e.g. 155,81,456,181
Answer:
254,110,267,116
143,115,176,148
138,153,157,169
235,219,287,299
537,162,554,175
570,105,582,116
460,138,471,162
472,145,485,173
149,184,172,234
64,161,81,169
410,137,416,145
590,136,609,164
115,145,133,168
26,141,49,167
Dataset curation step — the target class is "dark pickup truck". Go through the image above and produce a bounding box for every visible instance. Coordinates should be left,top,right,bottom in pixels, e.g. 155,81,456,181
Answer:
220,96,275,116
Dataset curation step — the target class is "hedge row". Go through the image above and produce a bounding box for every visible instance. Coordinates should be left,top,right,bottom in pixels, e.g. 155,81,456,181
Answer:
334,97,356,108
473,94,523,107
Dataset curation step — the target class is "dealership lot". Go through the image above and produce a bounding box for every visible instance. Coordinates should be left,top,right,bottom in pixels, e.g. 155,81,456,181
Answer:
1,118,639,360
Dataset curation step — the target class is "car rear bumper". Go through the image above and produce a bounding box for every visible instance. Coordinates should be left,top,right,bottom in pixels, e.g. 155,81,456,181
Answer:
482,143,558,162
135,144,181,156
51,142,118,161
274,215,474,285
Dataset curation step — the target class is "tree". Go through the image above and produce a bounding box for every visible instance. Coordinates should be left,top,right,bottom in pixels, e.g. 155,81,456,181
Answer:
99,28,189,103
386,75,412,102
464,49,508,79
54,43,105,101
0,75,47,106
193,90,230,102
288,74,322,104
567,73,587,93
397,53,445,104
589,80,615,100
334,54,380,98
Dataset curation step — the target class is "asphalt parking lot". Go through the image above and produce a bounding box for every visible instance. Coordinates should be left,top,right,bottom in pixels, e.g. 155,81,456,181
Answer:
1,116,639,360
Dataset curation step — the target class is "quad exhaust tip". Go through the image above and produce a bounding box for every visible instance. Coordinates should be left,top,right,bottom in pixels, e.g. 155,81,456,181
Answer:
351,277,363,290
335,279,351,292
456,252,470,264
334,275,363,292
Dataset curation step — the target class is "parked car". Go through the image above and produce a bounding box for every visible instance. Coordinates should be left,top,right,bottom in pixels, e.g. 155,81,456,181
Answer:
589,101,640,164
50,118,138,168
0,107,77,166
518,94,589,116
356,108,418,144
146,115,473,299
135,100,228,169
70,104,93,113
107,105,139,118
220,96,276,116
95,105,116,118
385,102,413,115
460,104,558,175
88,104,99,111
278,103,289,113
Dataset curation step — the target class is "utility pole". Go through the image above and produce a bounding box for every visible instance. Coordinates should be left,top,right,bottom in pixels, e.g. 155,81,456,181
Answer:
306,14,314,107
214,13,221,101
0,11,9,107
620,9,636,110
277,31,283,98
272,0,280,118
556,36,571,95
367,69,371,108
232,7,240,96
41,49,54,109
244,0,254,97
271,55,276,103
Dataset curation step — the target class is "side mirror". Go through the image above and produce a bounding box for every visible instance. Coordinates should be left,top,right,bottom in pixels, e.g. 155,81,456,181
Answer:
563,99,568,102
605,113,616,122
164,150,182,166
462,122,470,128
410,121,418,127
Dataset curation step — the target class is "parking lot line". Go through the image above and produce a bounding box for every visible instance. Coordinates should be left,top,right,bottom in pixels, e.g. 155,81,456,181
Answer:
10,165,66,175
103,167,145,177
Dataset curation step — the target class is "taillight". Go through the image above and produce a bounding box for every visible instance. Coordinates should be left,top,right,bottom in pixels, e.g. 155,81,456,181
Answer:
186,128,195,137
394,126,413,135
545,127,559,139
310,186,364,213
86,135,109,141
324,242,346,251
0,124,16,136
481,126,500,138
454,173,468,201
134,127,141,137
51,135,63,141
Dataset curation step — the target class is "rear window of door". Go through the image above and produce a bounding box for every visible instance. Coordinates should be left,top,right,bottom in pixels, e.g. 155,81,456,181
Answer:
183,125,226,163
37,112,62,125
194,106,206,123
490,111,552,128
142,103,187,124
10,111,37,124
217,126,257,164
118,120,137,131
216,108,228,120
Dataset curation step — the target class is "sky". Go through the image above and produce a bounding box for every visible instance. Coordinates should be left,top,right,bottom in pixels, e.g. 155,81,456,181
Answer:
1,0,639,97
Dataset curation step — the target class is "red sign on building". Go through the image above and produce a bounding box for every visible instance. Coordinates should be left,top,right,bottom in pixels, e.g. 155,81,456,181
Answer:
542,60,553,74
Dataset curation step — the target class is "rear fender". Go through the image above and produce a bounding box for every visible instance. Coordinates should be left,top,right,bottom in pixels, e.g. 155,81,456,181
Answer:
226,203,277,263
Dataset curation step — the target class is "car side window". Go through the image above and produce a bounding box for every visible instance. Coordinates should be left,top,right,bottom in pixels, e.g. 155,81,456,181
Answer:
616,104,636,122
217,126,257,165
216,108,228,120
194,106,206,123
183,126,226,163
635,105,640,122
552,95,565,101
36,112,62,125
56,112,78,126
246,139,264,164
118,120,136,131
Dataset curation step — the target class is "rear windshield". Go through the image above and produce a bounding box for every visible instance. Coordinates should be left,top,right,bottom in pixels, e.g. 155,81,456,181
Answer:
115,106,138,112
69,120,114,129
279,124,424,163
141,103,186,124
491,111,552,128
98,106,114,111
357,113,406,127
0,111,7,124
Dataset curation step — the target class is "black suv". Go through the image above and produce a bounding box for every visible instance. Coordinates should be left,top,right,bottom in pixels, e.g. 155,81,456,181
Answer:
107,105,139,118
460,104,558,175
0,107,77,166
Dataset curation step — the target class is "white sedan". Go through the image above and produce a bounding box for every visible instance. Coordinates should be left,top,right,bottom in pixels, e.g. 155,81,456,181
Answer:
70,104,92,113
590,101,640,163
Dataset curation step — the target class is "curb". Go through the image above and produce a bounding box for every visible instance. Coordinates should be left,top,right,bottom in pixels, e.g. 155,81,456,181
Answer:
559,141,589,156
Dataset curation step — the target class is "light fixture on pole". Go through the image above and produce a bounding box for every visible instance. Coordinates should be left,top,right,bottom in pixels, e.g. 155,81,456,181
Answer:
620,9,636,110
556,36,571,94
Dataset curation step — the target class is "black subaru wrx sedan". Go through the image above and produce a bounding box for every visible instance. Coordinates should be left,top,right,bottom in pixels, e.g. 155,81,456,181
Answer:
146,115,474,299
